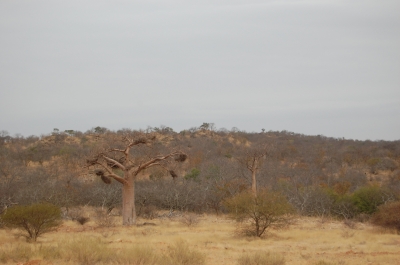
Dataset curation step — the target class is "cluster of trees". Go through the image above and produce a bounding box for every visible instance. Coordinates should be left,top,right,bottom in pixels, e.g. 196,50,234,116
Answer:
1,125,400,231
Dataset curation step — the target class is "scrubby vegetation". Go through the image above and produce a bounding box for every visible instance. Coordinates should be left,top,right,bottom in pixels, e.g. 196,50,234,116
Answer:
0,236,204,265
0,124,399,263
2,125,400,219
1,125,399,220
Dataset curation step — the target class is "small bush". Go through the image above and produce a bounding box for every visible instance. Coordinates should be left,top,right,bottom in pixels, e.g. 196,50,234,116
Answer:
224,189,294,237
1,203,62,242
343,219,356,229
351,186,393,214
237,252,285,265
371,201,400,233
95,209,115,227
184,168,201,181
65,207,90,225
76,216,90,225
180,213,200,227
139,205,158,219
354,213,370,223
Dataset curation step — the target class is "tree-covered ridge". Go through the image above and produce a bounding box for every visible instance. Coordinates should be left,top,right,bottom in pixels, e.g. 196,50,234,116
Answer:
1,125,399,220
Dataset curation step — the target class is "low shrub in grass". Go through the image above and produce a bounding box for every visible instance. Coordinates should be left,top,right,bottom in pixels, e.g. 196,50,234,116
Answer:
180,213,200,227
371,201,400,234
224,189,294,237
94,208,116,228
76,216,90,225
1,203,62,242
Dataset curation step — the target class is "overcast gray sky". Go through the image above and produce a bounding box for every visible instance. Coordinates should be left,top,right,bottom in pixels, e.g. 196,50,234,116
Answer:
1,0,399,140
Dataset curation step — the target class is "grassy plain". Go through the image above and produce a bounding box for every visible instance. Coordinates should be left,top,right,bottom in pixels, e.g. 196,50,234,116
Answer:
0,212,399,265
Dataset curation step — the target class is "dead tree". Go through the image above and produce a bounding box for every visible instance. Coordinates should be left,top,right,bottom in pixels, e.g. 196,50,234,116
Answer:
236,145,269,196
85,133,187,226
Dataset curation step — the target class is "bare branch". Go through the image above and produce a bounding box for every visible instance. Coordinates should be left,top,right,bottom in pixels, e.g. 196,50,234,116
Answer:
109,148,126,153
134,151,186,175
102,155,126,171
94,161,128,185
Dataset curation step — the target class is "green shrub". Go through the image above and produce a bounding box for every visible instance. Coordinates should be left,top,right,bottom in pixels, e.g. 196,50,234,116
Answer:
332,194,358,220
184,168,201,181
1,203,62,242
371,201,400,233
351,186,393,214
237,252,285,265
224,189,294,237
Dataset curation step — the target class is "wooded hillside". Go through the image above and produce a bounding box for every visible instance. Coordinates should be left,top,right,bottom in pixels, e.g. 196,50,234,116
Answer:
1,125,399,219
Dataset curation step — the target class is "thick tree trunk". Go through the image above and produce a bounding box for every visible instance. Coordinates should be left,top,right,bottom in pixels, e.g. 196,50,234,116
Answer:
122,180,136,226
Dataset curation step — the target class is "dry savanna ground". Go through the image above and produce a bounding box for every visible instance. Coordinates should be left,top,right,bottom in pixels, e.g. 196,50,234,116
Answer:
0,210,399,265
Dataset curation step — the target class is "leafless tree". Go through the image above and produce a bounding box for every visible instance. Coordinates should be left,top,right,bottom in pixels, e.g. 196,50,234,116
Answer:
235,145,270,195
85,132,187,226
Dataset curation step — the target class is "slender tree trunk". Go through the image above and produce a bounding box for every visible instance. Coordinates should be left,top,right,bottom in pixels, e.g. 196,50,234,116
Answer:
122,179,136,226
251,169,257,196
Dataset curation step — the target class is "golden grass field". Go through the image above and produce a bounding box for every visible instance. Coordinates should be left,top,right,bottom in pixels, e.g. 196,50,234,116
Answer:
0,211,399,265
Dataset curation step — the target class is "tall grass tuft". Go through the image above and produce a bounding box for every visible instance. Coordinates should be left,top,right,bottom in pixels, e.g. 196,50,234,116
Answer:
61,237,111,264
0,243,32,263
0,237,164,265
165,239,206,265
116,245,160,265
237,252,285,265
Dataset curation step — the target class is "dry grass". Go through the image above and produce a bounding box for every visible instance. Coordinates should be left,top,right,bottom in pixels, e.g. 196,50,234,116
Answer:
0,214,400,265
237,252,285,265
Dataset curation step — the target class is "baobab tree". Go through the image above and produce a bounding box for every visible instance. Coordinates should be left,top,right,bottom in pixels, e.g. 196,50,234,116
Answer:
235,144,271,195
85,132,187,226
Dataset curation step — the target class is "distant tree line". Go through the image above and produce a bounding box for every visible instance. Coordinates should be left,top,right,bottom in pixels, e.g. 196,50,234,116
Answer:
1,125,399,223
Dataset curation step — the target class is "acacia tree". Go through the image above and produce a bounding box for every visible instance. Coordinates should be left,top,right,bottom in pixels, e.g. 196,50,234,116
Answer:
224,189,293,237
86,133,187,226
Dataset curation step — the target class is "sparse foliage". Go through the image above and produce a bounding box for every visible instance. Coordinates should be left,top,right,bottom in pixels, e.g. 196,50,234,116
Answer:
180,213,200,227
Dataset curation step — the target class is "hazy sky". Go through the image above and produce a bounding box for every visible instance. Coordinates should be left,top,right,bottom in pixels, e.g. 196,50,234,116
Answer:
1,0,399,140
